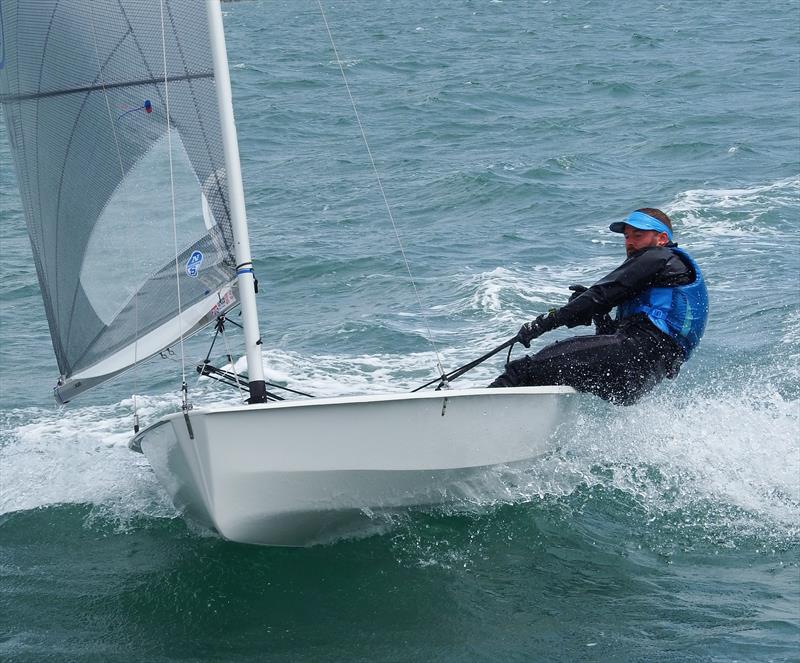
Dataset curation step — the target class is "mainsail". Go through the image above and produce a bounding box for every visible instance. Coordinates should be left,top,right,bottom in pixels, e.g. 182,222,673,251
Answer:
0,1,239,402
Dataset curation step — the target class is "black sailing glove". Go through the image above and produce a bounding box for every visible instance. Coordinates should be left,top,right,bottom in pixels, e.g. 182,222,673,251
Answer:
568,284,588,302
568,283,616,334
594,313,617,335
517,311,558,348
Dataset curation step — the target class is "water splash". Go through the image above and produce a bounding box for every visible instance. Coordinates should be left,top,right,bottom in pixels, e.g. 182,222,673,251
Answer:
420,366,800,553
0,399,175,520
2,346,796,552
2,175,796,549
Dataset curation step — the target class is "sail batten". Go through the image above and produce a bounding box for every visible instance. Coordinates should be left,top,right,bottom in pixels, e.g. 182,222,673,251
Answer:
0,72,215,103
0,0,240,398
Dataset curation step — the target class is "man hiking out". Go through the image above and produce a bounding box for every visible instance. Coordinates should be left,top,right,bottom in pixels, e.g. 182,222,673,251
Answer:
489,208,709,405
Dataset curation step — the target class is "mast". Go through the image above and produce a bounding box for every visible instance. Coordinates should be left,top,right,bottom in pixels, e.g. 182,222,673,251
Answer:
206,0,268,403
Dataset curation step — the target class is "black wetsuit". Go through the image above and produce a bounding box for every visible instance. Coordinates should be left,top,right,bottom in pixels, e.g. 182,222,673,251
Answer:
489,244,694,405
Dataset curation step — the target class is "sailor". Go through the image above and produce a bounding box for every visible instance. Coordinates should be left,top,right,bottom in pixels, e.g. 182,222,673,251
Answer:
489,208,709,405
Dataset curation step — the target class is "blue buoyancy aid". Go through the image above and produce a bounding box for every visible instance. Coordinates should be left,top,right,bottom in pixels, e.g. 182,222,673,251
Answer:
617,247,709,358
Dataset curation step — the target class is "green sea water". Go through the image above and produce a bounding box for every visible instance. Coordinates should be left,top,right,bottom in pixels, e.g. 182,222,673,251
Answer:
1,1,799,660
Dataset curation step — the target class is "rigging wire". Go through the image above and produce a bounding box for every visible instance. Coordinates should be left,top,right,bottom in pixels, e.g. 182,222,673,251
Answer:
160,0,189,397
316,1,449,384
87,4,142,432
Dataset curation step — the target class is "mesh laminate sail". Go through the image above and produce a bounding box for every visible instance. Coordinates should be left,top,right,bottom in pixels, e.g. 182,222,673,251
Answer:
0,1,239,401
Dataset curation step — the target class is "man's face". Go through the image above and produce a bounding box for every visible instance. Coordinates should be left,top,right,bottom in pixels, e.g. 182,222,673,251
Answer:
623,225,669,257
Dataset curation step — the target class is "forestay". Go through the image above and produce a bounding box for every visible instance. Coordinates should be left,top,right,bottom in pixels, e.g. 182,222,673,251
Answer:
0,0,238,402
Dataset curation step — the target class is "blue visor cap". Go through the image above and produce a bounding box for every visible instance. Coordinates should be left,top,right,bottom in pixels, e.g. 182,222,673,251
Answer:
609,211,673,241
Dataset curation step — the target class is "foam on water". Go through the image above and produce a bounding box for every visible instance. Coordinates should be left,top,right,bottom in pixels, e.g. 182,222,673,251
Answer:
551,382,796,534
1,176,796,547
1,340,797,549
580,176,798,249
459,263,608,316
394,378,799,569
666,176,799,245
0,399,175,521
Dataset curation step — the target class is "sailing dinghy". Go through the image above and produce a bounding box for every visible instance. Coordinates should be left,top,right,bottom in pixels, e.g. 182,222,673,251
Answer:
0,0,576,546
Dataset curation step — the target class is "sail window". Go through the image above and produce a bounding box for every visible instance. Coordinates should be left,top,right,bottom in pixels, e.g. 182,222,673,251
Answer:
79,132,213,326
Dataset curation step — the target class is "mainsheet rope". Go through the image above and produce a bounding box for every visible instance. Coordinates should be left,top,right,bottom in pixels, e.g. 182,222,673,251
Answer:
411,337,517,392
316,1,449,384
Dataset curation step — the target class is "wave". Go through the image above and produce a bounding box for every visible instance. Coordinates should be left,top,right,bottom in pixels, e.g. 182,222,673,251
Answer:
1,175,797,548
666,175,800,244
1,341,797,551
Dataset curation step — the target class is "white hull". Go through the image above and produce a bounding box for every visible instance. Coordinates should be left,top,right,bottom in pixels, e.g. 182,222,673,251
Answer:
132,387,576,546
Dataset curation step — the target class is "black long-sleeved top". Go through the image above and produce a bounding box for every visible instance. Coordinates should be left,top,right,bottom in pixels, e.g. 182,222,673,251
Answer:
553,243,694,329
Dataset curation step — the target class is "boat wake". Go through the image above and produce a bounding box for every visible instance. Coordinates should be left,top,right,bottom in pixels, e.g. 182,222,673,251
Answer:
1,348,797,550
